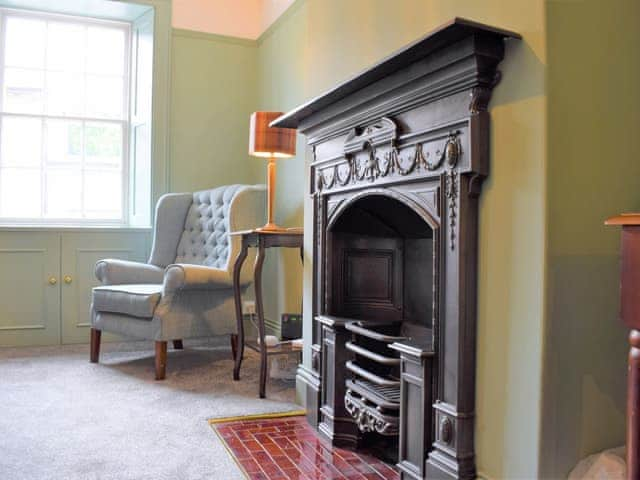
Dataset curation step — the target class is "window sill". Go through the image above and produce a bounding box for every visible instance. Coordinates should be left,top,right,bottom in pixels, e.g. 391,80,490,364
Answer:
0,224,152,233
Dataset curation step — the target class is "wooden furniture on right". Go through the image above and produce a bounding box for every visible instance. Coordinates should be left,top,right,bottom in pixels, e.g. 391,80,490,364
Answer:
605,213,640,480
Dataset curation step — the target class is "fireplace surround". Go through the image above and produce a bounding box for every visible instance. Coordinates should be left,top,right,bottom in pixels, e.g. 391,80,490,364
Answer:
273,18,520,480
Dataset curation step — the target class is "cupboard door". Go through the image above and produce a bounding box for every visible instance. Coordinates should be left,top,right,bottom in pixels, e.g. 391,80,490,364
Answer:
0,232,61,347
60,231,150,344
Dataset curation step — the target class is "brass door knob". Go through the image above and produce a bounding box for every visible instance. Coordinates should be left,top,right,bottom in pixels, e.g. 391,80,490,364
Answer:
48,276,57,285
64,275,72,284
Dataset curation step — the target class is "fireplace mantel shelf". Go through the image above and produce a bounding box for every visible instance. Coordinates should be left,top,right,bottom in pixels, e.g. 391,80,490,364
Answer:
271,17,520,130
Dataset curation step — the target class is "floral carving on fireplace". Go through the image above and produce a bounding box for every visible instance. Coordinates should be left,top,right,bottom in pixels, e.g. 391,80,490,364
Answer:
315,117,463,194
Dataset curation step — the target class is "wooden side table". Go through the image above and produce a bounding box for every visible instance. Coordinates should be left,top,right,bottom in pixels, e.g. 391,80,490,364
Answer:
606,213,640,480
231,229,303,398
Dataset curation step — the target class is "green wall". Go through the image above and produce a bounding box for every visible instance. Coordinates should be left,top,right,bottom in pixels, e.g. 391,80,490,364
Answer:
168,0,640,477
540,0,640,477
256,1,547,478
254,1,309,332
170,29,258,192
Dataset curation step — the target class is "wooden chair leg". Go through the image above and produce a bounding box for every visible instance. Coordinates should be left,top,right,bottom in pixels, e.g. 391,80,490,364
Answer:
230,334,238,361
155,341,167,380
172,339,183,350
90,328,101,363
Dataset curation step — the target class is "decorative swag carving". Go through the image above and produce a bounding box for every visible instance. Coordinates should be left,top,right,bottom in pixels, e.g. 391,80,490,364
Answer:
315,117,462,194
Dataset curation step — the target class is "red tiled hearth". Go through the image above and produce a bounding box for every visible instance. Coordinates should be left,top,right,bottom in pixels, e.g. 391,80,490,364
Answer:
211,414,399,480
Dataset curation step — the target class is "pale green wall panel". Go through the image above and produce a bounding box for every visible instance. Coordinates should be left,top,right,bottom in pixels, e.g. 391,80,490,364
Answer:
169,29,259,193
0,232,61,346
0,229,151,347
60,231,149,344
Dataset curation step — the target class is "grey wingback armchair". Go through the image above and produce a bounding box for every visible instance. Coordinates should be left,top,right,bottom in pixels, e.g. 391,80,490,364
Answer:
89,184,265,379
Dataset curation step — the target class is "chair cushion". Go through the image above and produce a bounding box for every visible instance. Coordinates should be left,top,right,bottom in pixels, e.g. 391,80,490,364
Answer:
92,284,162,319
174,185,243,269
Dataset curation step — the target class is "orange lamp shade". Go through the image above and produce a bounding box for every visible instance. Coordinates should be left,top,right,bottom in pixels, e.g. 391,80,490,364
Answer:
249,112,296,158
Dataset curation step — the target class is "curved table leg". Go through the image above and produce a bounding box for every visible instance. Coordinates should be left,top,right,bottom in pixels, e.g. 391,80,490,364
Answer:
254,244,267,398
233,242,249,381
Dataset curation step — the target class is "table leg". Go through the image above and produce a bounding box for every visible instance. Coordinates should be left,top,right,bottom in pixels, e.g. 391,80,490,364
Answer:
629,329,640,480
254,244,267,398
233,242,249,381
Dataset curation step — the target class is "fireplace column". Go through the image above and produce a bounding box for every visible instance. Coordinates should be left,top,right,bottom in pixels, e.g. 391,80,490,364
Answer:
317,315,358,447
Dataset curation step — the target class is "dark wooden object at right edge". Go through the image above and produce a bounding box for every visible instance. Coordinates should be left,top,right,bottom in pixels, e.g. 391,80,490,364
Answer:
606,213,640,480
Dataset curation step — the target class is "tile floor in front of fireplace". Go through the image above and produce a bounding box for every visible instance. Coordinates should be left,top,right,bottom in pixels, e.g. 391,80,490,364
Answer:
213,415,399,480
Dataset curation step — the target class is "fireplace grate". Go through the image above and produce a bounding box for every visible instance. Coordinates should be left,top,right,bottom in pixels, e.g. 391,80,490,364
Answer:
344,320,405,437
346,379,401,407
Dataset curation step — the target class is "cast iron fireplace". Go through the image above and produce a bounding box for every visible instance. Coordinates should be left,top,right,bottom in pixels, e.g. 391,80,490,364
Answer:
273,18,520,480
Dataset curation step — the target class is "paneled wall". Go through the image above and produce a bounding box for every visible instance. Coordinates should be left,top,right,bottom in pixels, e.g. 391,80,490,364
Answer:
0,229,149,346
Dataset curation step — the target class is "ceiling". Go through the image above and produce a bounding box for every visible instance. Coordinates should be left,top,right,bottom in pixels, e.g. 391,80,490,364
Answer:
171,0,297,40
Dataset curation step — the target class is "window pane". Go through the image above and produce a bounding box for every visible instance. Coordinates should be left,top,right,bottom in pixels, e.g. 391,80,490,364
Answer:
4,17,45,68
86,75,123,119
46,72,84,116
0,14,130,223
45,168,81,218
86,26,125,75
46,22,85,72
1,116,42,166
85,122,122,166
0,167,41,217
84,170,121,218
46,119,82,164
4,68,44,114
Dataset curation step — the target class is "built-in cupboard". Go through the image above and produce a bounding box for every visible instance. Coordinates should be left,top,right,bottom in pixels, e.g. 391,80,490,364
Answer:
0,229,150,346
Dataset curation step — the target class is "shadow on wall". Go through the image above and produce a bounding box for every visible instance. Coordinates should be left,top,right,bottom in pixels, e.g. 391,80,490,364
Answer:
475,33,547,478
491,37,546,109
544,255,626,475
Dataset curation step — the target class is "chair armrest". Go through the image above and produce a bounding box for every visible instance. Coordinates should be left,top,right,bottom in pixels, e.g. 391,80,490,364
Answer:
95,259,165,285
163,263,233,294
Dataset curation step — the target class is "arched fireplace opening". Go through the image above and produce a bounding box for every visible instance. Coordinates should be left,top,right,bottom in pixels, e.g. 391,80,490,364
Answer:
329,193,435,337
326,193,436,463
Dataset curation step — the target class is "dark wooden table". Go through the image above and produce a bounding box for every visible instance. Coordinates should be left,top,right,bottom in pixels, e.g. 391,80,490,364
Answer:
606,213,640,480
231,229,303,398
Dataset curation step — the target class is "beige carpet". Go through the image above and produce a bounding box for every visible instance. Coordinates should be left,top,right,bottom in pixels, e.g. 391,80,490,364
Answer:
0,338,299,480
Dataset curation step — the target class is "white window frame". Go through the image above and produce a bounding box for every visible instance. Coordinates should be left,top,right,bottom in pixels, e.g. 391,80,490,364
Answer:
0,7,132,226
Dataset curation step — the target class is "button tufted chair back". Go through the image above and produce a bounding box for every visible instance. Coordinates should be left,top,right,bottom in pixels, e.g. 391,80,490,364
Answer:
174,185,245,269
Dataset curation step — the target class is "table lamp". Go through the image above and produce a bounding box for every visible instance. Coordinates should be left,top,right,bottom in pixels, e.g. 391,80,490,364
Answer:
249,111,296,232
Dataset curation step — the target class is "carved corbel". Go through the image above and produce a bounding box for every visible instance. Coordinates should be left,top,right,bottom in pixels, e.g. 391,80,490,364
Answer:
469,71,502,114
469,87,492,114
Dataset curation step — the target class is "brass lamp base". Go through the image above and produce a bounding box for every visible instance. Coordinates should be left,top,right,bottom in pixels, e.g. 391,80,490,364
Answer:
259,157,287,233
